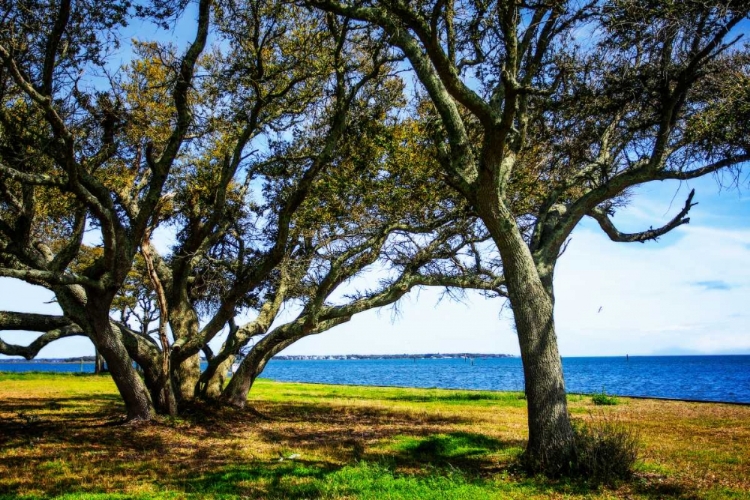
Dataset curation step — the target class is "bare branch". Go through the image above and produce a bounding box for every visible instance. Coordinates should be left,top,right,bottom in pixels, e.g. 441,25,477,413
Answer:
0,325,83,360
589,189,697,243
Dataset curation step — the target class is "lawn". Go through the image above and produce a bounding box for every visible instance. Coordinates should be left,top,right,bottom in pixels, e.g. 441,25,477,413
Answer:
0,372,748,499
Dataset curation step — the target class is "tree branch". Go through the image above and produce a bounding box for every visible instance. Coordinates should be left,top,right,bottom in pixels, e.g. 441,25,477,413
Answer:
0,325,83,360
589,189,697,243
0,268,105,290
0,311,73,331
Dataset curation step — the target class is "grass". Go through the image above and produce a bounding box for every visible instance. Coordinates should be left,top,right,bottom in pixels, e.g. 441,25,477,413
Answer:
0,373,748,499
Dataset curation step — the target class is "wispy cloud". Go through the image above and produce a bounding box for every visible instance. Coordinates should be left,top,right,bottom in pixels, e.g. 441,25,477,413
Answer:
692,280,732,291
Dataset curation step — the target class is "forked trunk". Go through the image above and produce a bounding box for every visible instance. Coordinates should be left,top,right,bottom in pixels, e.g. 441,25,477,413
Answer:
477,193,573,473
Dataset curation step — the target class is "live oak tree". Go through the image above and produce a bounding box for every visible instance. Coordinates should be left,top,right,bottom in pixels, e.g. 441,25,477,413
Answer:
0,0,216,421
0,0,395,416
306,0,750,472
122,5,412,408
0,0,501,418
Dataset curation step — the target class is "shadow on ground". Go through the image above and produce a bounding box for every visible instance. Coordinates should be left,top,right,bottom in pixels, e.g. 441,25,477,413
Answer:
0,394,711,499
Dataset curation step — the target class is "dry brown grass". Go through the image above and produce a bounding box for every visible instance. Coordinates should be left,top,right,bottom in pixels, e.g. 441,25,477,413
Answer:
0,374,748,499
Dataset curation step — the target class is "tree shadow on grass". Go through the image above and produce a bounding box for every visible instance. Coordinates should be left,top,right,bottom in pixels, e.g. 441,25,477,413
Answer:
177,459,338,498
0,396,470,498
382,431,522,473
250,400,470,462
0,395,722,499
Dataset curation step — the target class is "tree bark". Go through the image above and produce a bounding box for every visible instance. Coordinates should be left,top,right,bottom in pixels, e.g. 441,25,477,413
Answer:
174,354,201,402
222,330,302,408
204,355,233,399
94,349,106,373
477,190,573,473
167,300,202,402
117,324,178,415
88,310,155,421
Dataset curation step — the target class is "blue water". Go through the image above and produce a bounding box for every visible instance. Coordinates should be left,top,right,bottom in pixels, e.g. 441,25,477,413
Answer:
0,362,96,373
2,355,749,403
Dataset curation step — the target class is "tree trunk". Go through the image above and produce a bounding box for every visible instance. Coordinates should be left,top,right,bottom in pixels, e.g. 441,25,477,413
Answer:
142,370,177,416
89,313,155,421
118,325,177,415
477,192,574,473
168,301,202,402
223,330,301,408
204,355,233,399
174,354,201,402
94,348,107,373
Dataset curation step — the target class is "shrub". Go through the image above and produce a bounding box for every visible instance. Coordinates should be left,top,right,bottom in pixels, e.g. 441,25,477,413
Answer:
520,413,640,484
569,414,641,485
591,389,618,406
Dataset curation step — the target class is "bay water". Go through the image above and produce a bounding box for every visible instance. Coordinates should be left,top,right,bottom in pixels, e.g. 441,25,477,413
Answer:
2,355,748,403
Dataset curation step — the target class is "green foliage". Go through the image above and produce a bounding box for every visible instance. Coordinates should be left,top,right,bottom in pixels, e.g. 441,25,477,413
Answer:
591,390,619,406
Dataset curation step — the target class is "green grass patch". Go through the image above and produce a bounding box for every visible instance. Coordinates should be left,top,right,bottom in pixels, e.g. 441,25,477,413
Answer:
591,390,619,406
391,432,510,461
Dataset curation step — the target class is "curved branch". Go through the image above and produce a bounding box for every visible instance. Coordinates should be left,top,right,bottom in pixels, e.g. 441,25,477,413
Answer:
589,189,697,243
655,155,750,181
0,325,83,359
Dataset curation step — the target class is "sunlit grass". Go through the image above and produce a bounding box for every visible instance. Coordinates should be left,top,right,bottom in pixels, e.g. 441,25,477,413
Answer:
0,372,748,499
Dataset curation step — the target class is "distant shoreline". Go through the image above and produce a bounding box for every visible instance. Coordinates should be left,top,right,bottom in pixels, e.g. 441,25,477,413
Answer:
272,353,515,361
0,353,516,363
4,353,750,363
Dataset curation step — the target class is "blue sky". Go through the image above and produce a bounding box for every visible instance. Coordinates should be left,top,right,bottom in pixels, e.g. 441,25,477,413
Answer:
2,174,748,358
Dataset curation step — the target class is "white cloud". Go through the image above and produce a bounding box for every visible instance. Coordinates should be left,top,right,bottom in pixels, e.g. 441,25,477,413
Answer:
554,223,750,356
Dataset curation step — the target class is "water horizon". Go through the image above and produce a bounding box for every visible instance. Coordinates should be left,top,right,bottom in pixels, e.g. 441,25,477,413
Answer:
3,354,749,404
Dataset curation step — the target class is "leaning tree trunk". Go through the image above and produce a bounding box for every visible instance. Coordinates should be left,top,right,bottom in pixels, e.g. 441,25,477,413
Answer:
478,194,574,474
222,329,302,408
88,311,155,421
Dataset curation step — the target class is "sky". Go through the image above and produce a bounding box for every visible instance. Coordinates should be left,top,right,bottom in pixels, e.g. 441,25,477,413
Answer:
1,6,749,359
1,174,748,359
